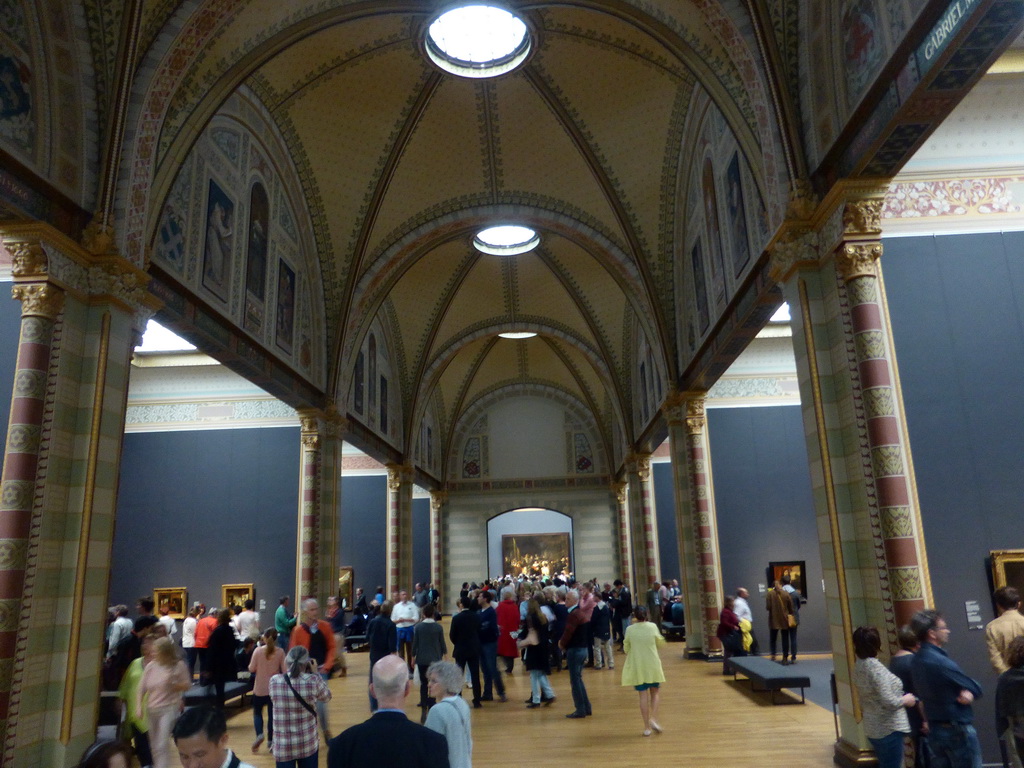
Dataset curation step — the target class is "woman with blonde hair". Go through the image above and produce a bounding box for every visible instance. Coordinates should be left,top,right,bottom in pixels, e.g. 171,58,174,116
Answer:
621,606,666,737
136,636,191,768
248,627,286,753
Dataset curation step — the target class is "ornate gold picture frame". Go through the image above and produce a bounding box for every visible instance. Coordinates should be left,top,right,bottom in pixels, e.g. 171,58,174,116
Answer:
991,550,1024,595
153,587,187,620
221,583,254,609
338,566,354,609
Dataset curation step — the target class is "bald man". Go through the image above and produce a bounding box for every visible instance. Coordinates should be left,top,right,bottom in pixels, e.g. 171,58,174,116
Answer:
328,655,449,768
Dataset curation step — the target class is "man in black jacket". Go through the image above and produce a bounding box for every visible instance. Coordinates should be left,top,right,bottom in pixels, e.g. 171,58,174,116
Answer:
328,655,449,768
449,596,482,707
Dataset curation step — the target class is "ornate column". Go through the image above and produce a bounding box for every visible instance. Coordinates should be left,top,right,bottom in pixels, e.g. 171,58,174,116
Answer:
680,396,724,656
663,393,706,656
0,269,65,748
611,481,634,589
834,199,928,629
625,453,659,592
385,464,414,596
429,490,447,601
295,409,345,603
0,225,155,767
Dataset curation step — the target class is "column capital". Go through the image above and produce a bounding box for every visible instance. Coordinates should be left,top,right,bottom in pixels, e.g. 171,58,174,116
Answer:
8,239,48,279
662,389,704,423
385,463,413,490
298,410,321,449
429,490,448,510
684,397,706,435
835,242,882,282
11,283,65,320
611,481,627,504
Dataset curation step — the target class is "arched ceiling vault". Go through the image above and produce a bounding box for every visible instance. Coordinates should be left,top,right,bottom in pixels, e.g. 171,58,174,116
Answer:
130,0,789,469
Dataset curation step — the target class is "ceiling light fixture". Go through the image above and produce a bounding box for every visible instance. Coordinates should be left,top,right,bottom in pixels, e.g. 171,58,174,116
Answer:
425,4,531,79
498,331,537,339
473,224,540,256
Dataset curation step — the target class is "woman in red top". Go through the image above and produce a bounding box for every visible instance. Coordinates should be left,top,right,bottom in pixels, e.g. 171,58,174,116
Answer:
496,586,522,675
716,596,745,674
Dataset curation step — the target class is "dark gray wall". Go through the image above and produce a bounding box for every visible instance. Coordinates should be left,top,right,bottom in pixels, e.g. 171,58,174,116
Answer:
884,230,1024,762
413,496,430,588
654,463,680,582
650,406,826,653
111,427,299,615
339,474,387,597
707,405,828,653
0,294,23,478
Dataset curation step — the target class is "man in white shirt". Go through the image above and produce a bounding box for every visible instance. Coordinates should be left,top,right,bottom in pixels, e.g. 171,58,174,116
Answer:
236,599,260,641
107,605,134,658
157,603,177,639
734,587,758,654
392,590,420,675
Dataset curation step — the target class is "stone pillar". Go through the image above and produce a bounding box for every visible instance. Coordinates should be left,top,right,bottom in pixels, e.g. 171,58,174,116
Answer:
0,226,155,767
663,394,707,656
626,453,659,593
295,410,344,604
834,201,928,630
429,490,446,601
386,464,414,596
681,396,724,656
611,482,634,589
770,186,933,767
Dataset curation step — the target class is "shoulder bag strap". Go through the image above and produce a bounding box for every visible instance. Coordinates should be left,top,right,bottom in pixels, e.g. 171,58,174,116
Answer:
284,674,317,718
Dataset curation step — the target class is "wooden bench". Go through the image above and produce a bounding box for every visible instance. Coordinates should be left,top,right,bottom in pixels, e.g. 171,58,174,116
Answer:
726,656,810,704
660,621,685,641
182,678,253,708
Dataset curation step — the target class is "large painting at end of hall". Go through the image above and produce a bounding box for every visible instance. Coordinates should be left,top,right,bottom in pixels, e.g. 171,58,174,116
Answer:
502,533,571,579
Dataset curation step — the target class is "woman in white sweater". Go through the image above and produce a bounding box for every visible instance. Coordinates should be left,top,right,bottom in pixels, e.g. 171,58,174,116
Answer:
425,661,472,768
852,626,916,768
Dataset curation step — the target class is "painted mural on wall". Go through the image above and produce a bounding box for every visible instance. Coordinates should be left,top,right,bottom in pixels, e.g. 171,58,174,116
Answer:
800,0,931,170
676,87,769,363
346,317,404,450
150,89,325,389
632,324,665,435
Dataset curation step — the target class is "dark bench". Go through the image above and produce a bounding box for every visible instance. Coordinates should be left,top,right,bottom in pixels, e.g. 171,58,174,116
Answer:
727,656,810,704
660,622,685,641
182,678,253,708
345,634,367,651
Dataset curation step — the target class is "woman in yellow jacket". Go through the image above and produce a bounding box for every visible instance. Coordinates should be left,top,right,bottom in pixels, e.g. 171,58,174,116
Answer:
620,606,666,736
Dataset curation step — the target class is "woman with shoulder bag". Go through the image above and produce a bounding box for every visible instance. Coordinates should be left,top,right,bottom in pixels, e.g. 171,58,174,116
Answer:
268,646,331,768
766,580,795,664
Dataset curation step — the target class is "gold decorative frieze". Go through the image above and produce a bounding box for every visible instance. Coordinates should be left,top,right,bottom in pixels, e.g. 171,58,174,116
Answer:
842,199,884,236
8,240,48,278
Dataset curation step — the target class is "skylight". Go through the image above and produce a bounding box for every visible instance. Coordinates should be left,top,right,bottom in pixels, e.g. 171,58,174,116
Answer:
135,320,196,353
770,303,791,323
426,5,531,79
473,225,540,256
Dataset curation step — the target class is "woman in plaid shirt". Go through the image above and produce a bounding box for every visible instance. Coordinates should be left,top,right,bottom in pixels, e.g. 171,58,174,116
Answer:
269,646,332,767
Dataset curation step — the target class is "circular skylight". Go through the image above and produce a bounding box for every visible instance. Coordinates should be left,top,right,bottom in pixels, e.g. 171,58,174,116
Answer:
426,5,531,79
473,225,539,256
499,331,537,339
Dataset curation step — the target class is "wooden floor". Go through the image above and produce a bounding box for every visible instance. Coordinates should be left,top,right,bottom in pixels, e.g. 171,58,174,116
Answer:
184,637,838,768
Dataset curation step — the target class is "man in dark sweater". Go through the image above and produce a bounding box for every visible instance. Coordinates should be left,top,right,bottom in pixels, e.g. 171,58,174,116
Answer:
558,589,592,719
365,601,397,712
449,596,482,707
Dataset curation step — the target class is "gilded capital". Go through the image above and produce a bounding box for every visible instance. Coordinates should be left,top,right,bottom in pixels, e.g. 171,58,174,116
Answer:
386,464,403,492
835,243,882,281
842,199,883,236
12,283,64,320
298,411,321,449
611,481,627,504
685,397,706,435
429,490,448,511
635,453,651,482
8,240,48,278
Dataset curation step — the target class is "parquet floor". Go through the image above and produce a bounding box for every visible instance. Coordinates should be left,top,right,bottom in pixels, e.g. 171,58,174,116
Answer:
177,634,838,768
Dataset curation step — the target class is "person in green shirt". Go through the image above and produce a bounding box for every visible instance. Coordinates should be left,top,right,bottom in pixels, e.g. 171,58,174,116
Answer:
275,596,297,648
118,626,165,765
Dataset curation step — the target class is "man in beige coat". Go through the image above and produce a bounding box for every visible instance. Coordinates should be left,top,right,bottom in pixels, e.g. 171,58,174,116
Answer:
986,586,1024,673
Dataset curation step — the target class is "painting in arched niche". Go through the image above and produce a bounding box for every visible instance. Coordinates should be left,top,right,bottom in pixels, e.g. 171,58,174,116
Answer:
244,181,269,332
368,334,378,419
702,156,727,309
202,180,234,302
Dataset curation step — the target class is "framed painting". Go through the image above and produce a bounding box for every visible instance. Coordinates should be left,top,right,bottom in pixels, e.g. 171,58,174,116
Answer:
222,583,254,609
767,561,807,601
338,566,354,609
502,533,571,578
992,550,1024,597
153,587,187,620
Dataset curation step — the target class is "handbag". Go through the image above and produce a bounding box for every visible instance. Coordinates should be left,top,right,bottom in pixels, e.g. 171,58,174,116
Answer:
517,627,539,648
787,614,797,628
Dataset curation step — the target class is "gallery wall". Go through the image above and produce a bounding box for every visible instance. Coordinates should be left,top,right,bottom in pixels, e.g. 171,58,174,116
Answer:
0,290,20,479
883,230,1024,762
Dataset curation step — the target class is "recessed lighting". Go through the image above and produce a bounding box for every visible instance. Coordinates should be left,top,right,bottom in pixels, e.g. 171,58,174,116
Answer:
498,331,537,339
426,4,531,79
474,225,539,256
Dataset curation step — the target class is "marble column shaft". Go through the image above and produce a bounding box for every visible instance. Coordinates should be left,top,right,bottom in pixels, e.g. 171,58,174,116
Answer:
429,490,446,596
626,454,659,591
386,464,414,596
296,411,343,604
612,482,633,588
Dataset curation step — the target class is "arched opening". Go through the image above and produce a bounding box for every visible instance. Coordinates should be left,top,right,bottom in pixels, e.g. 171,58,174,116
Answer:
486,508,573,579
